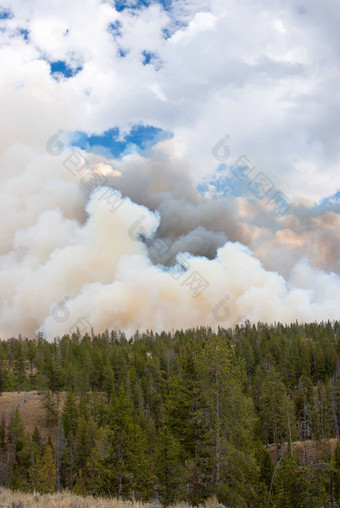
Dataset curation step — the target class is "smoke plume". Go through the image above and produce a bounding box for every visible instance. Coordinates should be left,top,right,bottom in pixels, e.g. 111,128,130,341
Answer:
0,143,339,339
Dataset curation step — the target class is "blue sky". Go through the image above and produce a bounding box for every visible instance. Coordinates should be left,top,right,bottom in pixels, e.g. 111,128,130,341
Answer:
114,0,172,12
198,164,340,216
0,8,12,19
69,125,171,158
50,61,83,79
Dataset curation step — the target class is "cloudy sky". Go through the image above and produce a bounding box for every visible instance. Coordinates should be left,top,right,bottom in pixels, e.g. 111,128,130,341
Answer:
0,0,339,338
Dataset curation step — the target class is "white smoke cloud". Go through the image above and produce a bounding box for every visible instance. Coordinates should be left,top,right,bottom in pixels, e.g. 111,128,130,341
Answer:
0,140,339,339
36,187,339,338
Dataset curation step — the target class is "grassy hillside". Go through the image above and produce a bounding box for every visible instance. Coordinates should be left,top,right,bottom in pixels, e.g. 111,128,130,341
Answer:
0,391,67,440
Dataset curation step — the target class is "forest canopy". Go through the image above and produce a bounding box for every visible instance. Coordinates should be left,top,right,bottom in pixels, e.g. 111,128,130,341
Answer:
0,321,340,507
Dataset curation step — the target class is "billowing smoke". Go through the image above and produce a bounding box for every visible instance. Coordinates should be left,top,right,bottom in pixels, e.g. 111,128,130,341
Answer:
0,141,339,339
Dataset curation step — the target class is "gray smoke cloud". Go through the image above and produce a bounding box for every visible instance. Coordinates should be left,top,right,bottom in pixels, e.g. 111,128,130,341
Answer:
0,142,339,340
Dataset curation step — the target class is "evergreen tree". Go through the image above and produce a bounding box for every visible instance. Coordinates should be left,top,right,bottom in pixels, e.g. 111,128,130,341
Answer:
38,444,56,494
62,389,79,440
272,455,327,507
200,336,260,505
41,391,57,427
154,424,183,505
331,441,340,504
93,388,149,499
165,342,209,505
13,342,26,393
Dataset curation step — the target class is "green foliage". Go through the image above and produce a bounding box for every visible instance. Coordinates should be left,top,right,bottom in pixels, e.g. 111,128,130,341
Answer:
62,389,79,440
8,409,26,448
154,424,183,505
38,444,56,493
272,456,328,507
9,462,21,490
0,321,340,505
92,388,150,499
41,391,57,427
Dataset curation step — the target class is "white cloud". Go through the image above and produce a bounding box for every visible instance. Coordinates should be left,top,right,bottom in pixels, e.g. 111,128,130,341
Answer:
0,0,338,202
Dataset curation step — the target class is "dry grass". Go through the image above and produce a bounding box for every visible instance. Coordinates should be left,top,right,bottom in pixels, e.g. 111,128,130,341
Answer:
0,489,224,508
0,393,24,420
267,437,338,463
0,391,67,440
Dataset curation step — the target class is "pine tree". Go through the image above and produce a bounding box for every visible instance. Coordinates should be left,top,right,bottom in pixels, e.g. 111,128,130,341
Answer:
165,342,209,505
38,444,56,493
154,424,183,505
62,389,79,440
331,441,340,503
8,408,26,449
41,391,57,427
200,336,260,506
272,455,327,507
93,388,149,499
13,342,26,393
75,415,95,471
55,414,67,491
10,461,21,490
29,435,43,492
0,347,8,396
254,362,291,452
48,360,65,395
